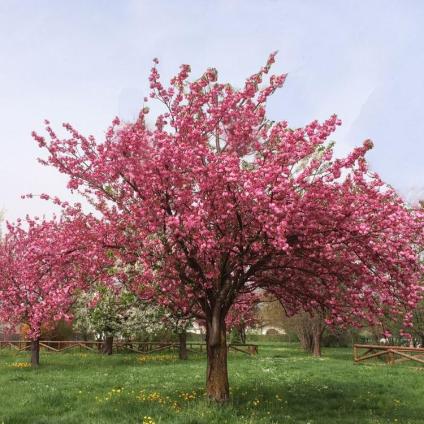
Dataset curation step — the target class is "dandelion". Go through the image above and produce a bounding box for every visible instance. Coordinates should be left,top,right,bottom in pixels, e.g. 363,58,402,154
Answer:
10,362,31,368
138,354,177,364
179,390,198,401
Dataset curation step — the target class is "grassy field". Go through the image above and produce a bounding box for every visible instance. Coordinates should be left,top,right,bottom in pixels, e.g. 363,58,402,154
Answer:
0,343,423,424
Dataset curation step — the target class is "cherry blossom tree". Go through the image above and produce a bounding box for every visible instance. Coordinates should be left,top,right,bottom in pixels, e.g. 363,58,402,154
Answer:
33,54,424,400
0,215,106,366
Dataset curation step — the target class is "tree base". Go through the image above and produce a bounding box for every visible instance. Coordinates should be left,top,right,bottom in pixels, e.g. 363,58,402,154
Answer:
206,331,229,403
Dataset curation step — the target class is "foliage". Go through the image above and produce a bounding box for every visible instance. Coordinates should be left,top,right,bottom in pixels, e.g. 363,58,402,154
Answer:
41,319,74,341
411,301,424,345
0,216,106,340
321,327,353,348
72,284,164,340
35,54,423,327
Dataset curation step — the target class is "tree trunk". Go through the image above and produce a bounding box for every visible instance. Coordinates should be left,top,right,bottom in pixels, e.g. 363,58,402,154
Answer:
295,312,324,357
311,315,324,357
31,338,40,368
206,320,229,403
102,335,113,355
312,330,322,357
240,327,246,345
299,332,313,353
178,330,188,360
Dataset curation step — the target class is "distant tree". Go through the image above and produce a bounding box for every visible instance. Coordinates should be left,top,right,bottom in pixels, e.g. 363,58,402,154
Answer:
411,303,424,346
161,310,192,360
260,296,325,356
40,319,74,341
257,295,287,333
0,216,104,366
72,284,163,354
226,293,260,344
286,311,326,357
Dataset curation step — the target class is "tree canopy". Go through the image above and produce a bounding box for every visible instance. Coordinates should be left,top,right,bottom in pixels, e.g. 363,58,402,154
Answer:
7,52,423,399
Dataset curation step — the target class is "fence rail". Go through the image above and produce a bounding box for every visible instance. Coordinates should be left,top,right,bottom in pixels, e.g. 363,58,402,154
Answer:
0,340,258,355
353,343,424,365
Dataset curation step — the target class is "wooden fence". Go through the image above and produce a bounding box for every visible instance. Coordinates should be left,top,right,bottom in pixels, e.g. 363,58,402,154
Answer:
0,340,258,356
353,344,424,365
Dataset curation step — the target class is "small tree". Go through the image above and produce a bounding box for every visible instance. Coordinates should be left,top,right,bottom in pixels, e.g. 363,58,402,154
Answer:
73,284,162,354
284,311,326,357
260,296,325,355
161,310,192,360
0,216,102,366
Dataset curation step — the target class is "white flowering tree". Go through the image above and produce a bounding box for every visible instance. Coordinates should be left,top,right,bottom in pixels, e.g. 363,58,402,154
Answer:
72,284,163,354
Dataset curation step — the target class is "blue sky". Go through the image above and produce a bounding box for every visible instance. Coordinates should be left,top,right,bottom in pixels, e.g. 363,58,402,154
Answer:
1,0,423,223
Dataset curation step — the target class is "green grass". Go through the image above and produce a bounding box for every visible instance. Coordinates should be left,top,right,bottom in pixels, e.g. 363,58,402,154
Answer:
1,343,423,423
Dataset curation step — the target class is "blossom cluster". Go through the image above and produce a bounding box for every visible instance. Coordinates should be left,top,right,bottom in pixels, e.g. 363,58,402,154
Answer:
30,53,423,332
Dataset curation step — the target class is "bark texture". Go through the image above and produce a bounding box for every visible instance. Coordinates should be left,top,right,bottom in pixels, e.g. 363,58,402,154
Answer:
31,338,40,367
295,312,325,357
178,330,188,360
102,335,113,355
206,320,229,403
312,330,323,357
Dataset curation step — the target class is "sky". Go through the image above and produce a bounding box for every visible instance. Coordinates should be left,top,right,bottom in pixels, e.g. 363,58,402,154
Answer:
1,0,423,225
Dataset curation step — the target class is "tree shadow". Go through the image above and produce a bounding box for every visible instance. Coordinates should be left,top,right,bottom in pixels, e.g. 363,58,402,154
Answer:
229,374,424,423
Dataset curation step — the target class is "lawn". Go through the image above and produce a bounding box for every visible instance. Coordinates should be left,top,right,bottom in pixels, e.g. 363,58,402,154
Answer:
0,343,423,423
